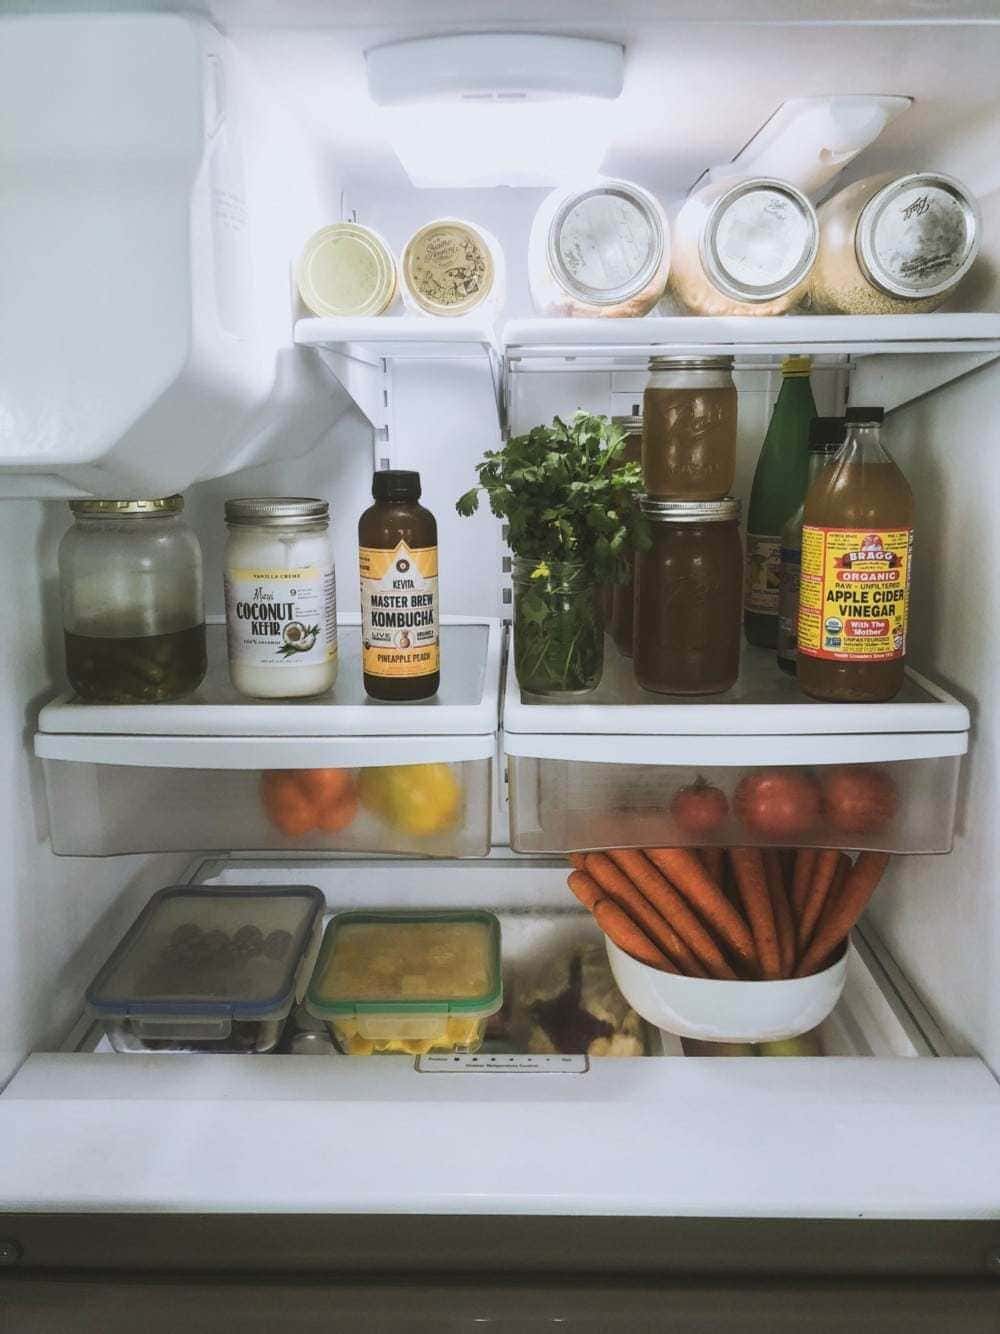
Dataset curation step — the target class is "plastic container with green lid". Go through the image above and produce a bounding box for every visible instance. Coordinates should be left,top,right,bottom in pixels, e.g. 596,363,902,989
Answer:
306,910,502,1055
86,885,325,1053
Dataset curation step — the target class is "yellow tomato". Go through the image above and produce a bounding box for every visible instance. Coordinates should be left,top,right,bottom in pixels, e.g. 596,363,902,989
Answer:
358,762,462,836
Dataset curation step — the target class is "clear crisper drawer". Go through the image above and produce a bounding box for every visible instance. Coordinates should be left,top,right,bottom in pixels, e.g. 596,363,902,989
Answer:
40,752,491,858
506,751,961,856
503,645,969,855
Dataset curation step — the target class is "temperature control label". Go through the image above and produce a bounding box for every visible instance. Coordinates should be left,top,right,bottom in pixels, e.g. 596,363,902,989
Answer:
416,1053,589,1074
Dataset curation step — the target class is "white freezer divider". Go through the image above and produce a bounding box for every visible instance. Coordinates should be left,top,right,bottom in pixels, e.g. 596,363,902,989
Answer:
3,1054,999,1218
35,732,495,769
502,731,968,766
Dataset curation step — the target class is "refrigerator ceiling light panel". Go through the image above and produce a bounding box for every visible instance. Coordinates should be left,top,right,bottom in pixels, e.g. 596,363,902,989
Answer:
366,33,624,188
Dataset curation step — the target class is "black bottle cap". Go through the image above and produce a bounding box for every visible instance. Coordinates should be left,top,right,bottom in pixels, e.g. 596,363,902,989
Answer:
845,406,885,424
809,416,847,449
372,470,421,501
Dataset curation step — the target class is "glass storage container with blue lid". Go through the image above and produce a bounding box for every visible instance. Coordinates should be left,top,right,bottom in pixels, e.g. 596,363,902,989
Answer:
86,885,325,1053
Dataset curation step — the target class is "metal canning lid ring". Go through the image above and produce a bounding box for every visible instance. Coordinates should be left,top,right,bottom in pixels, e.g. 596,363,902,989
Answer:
700,178,819,303
402,221,495,316
548,183,665,305
296,223,397,318
639,496,741,522
855,173,981,300
224,497,330,528
69,496,184,515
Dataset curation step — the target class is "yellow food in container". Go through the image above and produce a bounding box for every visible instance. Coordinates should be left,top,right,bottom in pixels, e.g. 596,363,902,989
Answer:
305,912,502,1055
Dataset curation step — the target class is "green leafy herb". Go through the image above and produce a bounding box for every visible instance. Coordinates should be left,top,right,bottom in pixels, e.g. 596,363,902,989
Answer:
457,412,648,693
456,411,647,584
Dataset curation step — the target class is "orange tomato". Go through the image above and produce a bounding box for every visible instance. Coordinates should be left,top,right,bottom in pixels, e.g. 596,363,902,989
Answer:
261,771,316,837
296,767,354,807
316,791,359,834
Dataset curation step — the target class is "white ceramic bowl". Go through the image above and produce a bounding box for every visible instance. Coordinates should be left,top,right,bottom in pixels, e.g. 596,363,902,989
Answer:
606,936,849,1044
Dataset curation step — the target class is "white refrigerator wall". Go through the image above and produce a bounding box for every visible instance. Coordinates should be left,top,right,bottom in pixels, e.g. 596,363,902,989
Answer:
0,500,190,1088
872,365,1000,1078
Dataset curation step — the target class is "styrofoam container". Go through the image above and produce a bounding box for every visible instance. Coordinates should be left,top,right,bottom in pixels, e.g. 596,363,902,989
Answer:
606,935,848,1043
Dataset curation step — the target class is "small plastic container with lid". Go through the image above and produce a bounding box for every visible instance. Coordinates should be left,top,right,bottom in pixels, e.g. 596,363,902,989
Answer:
59,496,206,703
528,178,671,318
400,219,505,319
86,885,325,1054
306,910,502,1055
295,222,398,318
642,357,738,500
223,498,338,700
634,497,743,695
809,172,981,316
669,177,819,317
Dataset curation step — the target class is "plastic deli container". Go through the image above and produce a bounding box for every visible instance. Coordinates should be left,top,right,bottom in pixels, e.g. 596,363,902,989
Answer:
86,885,325,1053
306,910,502,1055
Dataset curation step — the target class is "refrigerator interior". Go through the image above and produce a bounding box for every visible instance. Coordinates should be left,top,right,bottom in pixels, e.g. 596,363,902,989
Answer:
2,0,1000,1234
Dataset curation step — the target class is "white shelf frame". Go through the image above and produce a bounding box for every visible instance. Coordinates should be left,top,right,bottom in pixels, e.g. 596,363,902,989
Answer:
294,317,504,445
35,616,502,769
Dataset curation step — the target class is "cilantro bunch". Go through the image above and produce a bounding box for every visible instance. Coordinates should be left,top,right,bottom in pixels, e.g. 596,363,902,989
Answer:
456,411,647,585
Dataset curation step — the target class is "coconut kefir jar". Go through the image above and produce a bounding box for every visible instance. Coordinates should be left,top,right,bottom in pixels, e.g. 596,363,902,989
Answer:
809,172,981,315
669,177,819,316
529,179,670,317
224,498,338,699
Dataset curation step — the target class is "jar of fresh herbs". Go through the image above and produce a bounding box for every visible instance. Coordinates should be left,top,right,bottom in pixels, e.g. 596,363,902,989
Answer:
457,412,646,695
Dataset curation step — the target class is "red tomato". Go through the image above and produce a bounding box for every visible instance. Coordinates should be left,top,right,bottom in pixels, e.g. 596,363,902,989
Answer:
734,769,822,839
821,765,898,834
669,779,729,837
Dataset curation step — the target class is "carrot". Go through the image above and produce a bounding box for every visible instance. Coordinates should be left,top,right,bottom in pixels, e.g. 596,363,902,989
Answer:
645,847,757,973
567,852,587,870
795,852,891,977
594,898,672,971
797,849,842,953
791,848,818,914
605,849,733,980
567,869,604,913
728,848,780,980
583,854,689,975
699,847,726,885
763,848,795,978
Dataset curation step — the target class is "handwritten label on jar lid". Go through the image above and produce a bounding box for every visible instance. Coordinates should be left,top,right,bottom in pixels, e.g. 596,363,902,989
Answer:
703,180,818,302
858,174,981,299
551,185,663,303
403,221,495,316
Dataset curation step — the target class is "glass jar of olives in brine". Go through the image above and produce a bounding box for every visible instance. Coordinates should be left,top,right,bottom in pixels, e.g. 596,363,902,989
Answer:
59,496,207,703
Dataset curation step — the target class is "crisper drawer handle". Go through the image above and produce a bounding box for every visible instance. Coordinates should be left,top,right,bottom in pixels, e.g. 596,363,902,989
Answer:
34,732,495,769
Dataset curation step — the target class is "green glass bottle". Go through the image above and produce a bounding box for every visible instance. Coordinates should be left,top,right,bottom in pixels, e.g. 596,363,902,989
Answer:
744,356,817,649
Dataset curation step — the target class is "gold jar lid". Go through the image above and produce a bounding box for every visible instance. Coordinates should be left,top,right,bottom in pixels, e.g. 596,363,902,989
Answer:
402,220,495,317
296,223,397,318
69,496,183,516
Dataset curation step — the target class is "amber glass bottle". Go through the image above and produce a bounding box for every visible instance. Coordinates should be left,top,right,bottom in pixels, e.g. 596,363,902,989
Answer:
358,471,439,701
797,408,914,703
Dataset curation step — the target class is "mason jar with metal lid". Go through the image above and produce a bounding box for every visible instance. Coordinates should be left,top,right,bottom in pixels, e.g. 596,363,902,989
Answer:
295,222,398,318
224,498,337,700
810,172,981,315
642,356,738,500
528,179,671,318
634,497,742,695
59,496,206,703
669,178,819,317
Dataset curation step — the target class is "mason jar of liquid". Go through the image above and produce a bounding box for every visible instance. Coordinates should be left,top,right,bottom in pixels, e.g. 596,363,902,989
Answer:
59,496,206,703
642,356,738,500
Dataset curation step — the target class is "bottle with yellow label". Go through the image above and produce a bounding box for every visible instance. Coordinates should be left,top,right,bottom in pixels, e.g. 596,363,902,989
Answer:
359,471,439,701
797,406,914,703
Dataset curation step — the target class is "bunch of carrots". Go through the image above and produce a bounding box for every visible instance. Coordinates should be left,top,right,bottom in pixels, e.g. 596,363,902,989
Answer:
567,846,890,980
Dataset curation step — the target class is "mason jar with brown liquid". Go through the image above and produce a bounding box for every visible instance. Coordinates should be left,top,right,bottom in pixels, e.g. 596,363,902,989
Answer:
642,357,738,500
797,408,914,703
